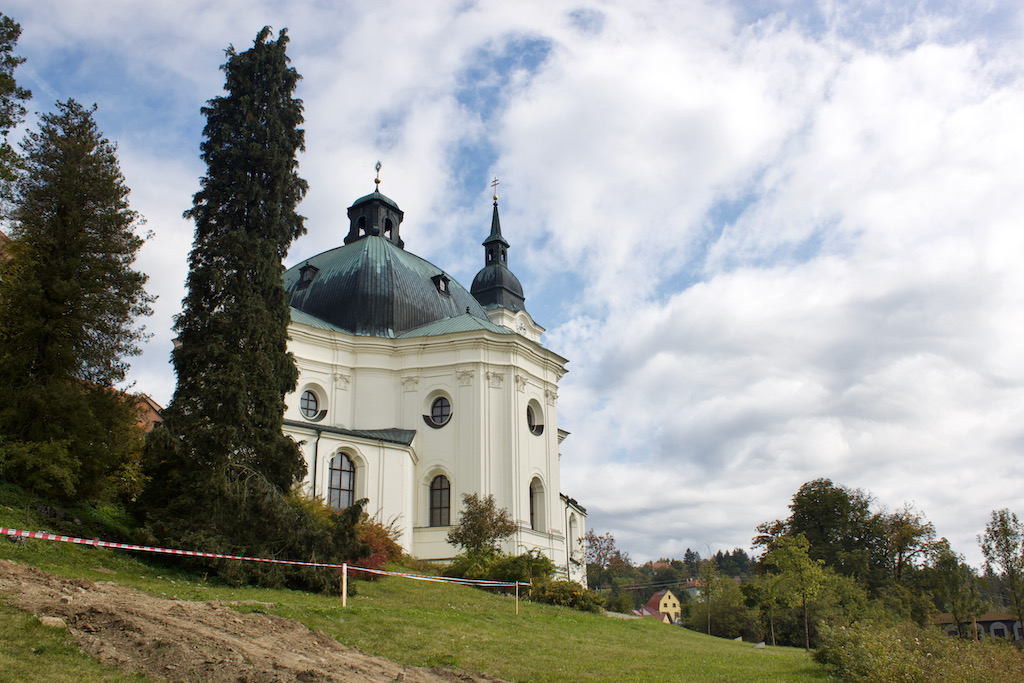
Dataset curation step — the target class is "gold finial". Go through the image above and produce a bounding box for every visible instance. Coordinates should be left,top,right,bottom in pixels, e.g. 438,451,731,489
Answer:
491,176,500,202
375,161,382,190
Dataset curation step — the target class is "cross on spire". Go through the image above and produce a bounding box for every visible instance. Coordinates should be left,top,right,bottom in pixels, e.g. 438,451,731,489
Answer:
375,160,382,190
491,176,500,202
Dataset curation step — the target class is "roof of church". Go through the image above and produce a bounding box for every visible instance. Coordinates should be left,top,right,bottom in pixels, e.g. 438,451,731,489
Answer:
396,311,512,338
283,419,416,446
284,234,491,338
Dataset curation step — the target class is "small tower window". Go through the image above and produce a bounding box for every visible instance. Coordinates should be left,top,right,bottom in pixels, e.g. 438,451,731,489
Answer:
527,400,544,435
384,217,393,237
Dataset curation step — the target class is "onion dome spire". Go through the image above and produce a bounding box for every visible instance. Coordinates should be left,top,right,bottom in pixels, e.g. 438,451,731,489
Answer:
471,178,526,312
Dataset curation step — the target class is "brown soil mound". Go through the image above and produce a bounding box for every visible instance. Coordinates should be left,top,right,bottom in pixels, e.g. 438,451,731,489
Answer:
0,560,506,682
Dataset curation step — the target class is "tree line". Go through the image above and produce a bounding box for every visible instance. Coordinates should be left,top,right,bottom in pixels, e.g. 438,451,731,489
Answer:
587,478,1024,652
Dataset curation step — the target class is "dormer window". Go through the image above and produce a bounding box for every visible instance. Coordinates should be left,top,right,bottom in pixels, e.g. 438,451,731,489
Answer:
431,273,451,295
297,263,319,289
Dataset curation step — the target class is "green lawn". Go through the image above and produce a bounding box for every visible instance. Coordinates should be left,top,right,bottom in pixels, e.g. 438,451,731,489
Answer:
0,496,829,682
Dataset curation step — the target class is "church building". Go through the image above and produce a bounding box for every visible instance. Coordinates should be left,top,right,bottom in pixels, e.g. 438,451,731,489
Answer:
279,177,586,584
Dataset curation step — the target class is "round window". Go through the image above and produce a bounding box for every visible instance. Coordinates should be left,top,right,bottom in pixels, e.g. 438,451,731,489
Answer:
300,390,323,421
428,396,451,427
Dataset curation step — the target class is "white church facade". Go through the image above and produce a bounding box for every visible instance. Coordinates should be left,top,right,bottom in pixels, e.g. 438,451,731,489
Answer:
279,183,586,584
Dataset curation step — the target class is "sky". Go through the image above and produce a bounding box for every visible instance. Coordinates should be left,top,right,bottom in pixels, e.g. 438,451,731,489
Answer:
5,0,1024,568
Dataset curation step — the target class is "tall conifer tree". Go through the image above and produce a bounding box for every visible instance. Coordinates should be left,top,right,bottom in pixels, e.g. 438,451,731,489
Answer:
0,99,152,499
143,27,368,593
165,26,307,490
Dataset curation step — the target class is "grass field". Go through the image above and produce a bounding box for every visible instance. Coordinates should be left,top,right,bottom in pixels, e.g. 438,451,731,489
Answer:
0,493,829,682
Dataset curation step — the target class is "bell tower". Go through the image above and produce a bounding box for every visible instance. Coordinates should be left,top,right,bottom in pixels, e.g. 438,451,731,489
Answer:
344,161,405,248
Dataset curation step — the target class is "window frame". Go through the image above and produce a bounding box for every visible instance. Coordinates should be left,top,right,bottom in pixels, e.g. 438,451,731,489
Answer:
328,453,355,510
424,395,452,428
429,475,450,527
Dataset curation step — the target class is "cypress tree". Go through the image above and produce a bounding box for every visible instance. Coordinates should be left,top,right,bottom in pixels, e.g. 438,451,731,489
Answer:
140,29,368,590
165,26,307,489
0,99,153,500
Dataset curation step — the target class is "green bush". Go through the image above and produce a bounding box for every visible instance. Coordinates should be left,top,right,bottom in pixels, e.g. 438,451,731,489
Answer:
530,580,603,613
814,621,1024,682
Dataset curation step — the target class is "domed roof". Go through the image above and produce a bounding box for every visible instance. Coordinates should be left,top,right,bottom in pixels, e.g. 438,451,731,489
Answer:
471,263,525,312
284,235,491,338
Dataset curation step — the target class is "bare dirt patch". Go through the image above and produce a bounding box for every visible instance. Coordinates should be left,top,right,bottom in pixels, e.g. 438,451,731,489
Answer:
0,560,506,682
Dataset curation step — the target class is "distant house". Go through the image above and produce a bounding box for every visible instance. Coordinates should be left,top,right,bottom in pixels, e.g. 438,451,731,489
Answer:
634,604,670,623
640,589,681,623
678,578,702,599
933,612,1022,641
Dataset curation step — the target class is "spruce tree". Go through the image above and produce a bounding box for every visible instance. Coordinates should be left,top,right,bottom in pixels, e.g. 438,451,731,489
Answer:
166,26,307,490
0,99,152,500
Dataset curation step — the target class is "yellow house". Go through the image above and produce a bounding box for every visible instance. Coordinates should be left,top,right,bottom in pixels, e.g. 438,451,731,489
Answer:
644,589,682,623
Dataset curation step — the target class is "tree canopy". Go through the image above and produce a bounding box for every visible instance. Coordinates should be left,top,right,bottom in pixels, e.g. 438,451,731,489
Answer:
0,12,30,191
162,25,308,490
0,98,152,500
447,493,517,555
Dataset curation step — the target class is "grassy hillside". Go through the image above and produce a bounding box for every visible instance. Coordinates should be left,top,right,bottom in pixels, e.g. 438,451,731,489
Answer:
0,493,828,682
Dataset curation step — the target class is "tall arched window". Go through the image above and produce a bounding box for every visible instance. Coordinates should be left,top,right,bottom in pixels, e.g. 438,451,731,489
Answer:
530,477,545,531
429,475,450,527
328,453,355,510
569,514,580,560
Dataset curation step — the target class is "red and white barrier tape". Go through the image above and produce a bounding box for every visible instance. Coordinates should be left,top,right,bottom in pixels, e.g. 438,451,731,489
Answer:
0,527,523,589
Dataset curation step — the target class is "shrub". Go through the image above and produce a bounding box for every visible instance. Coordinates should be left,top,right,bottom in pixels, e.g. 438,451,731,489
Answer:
531,580,603,613
353,514,403,577
814,621,1024,682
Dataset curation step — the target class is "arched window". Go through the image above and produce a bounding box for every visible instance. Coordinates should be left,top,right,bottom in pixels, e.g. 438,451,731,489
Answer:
328,453,355,510
527,400,544,436
530,477,545,531
429,475,450,527
384,217,393,237
568,514,580,560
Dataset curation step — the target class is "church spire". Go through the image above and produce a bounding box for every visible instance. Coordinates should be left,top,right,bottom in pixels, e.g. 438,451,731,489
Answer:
471,178,526,313
483,177,510,267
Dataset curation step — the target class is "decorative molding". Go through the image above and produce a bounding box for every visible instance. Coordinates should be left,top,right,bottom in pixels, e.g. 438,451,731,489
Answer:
401,375,420,392
487,371,504,388
333,372,350,390
515,374,527,392
456,368,474,386
545,388,558,405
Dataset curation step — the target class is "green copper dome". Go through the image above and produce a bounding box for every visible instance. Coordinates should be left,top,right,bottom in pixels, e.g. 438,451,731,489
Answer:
284,235,490,338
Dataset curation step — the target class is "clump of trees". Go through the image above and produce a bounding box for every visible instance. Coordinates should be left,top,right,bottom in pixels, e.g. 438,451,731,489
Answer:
443,493,600,611
0,12,154,504
583,478,1022,657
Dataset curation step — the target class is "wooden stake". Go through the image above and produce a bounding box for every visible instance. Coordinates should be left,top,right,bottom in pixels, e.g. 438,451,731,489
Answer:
342,564,348,608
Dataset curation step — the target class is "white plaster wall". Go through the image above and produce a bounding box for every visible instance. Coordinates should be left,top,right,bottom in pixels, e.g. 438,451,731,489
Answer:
285,319,582,572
